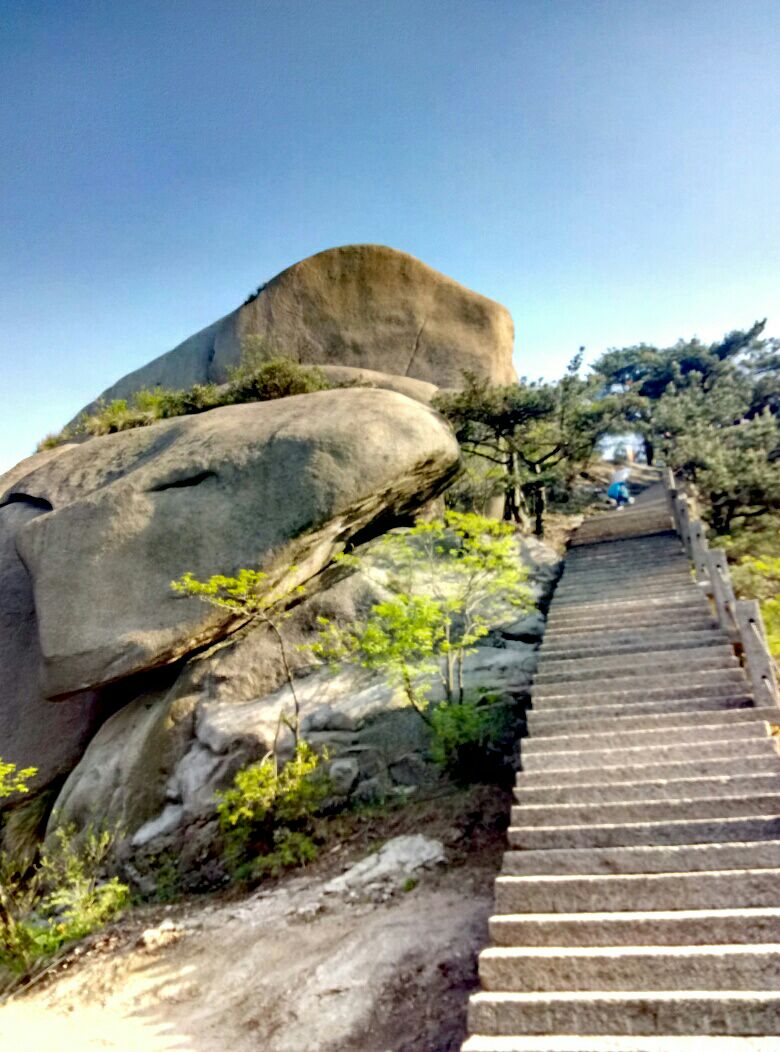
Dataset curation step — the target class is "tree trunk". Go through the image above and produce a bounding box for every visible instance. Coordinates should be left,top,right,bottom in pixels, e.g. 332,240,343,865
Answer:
533,484,546,537
644,437,655,466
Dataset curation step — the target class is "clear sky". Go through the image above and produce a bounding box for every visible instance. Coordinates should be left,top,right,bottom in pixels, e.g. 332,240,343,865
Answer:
1,0,778,473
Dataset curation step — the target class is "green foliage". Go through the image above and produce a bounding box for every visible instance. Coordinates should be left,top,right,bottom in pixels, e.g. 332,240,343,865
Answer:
313,512,531,722
434,355,624,533
0,760,37,799
0,823,128,985
39,343,332,449
428,694,516,783
592,323,780,531
171,567,304,739
230,337,330,400
216,743,329,881
730,555,780,657
312,514,531,783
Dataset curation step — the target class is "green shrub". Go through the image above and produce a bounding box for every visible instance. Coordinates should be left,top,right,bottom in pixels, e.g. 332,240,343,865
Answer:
428,694,517,784
229,355,330,402
0,760,36,799
731,554,780,657
0,823,128,986
39,348,332,450
216,743,329,881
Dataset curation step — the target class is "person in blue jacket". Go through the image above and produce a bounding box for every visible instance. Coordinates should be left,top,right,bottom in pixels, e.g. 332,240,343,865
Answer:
607,463,633,509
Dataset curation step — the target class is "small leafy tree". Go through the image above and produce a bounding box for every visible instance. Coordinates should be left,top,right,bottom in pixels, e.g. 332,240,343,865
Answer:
171,568,305,742
312,512,532,720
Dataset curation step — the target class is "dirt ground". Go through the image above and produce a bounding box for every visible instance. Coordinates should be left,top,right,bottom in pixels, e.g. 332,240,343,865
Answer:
0,787,508,1052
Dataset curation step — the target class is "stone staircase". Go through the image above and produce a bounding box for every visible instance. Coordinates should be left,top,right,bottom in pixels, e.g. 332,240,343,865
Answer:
463,483,780,1050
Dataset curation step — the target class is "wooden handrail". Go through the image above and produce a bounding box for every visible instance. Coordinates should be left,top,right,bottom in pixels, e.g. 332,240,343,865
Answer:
663,470,779,707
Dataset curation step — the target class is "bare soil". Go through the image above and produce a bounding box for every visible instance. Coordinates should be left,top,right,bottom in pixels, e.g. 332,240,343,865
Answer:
0,786,509,1052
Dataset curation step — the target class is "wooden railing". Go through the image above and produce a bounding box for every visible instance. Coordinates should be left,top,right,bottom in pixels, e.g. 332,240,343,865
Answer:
663,467,779,708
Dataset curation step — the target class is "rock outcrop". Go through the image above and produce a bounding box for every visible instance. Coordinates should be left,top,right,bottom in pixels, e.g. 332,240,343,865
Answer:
0,388,460,808
77,245,515,416
5,388,460,701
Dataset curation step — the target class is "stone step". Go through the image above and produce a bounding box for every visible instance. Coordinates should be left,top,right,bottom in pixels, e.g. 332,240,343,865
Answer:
507,815,780,851
552,585,703,606
463,1035,780,1051
515,774,780,808
529,681,754,710
517,749,779,788
521,717,767,756
556,575,692,594
571,521,676,542
567,536,681,556
539,632,732,662
544,616,720,638
527,697,760,733
494,868,780,914
535,645,737,678
501,840,780,877
467,991,780,1038
552,586,703,606
510,792,780,830
478,945,780,992
547,601,708,627
489,907,780,948
520,735,774,775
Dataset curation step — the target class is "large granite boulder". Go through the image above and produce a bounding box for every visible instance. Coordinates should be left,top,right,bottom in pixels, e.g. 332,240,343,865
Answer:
77,245,515,415
2,388,460,702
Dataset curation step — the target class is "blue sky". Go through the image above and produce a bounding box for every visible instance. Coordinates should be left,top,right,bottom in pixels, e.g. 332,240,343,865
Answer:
1,0,778,472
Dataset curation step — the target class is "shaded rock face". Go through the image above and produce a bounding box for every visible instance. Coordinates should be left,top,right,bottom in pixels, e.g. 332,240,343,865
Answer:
3,388,460,701
78,245,515,415
0,501,101,786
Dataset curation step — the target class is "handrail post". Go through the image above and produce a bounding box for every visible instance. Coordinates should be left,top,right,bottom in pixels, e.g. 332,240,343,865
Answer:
706,549,739,640
735,599,780,708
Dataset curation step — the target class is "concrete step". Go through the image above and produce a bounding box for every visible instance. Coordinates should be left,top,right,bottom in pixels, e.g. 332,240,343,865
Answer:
552,587,703,607
494,867,780,913
539,632,732,662
533,669,744,696
517,749,780,788
544,616,720,638
555,576,690,593
463,1035,780,1051
520,735,775,775
510,792,780,829
467,991,780,1037
517,715,762,757
535,645,738,678
571,521,676,542
507,815,780,851
478,945,780,992
489,907,780,947
551,587,704,608
515,774,780,807
529,682,755,712
521,717,767,755
547,602,708,627
567,535,681,555
501,840,780,877
527,698,760,734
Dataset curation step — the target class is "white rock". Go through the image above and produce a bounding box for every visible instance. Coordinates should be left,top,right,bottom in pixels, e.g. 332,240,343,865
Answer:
323,834,445,895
